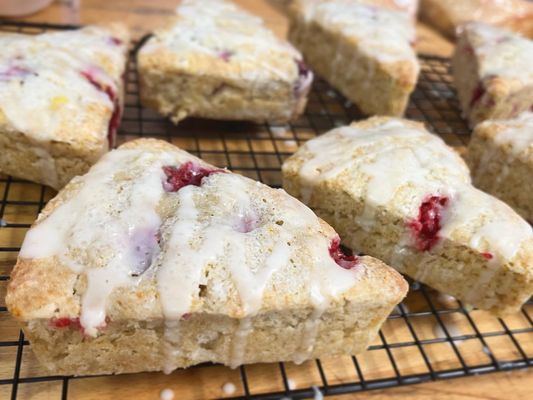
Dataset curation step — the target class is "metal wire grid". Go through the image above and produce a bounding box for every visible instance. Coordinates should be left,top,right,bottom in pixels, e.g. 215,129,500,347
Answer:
0,20,531,400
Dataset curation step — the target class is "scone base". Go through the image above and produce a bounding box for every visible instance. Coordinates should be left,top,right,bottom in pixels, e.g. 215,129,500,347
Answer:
24,301,396,376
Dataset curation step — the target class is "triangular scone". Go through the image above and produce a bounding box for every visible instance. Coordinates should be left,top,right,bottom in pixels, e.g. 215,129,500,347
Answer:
288,0,419,116
137,0,313,124
467,111,533,222
282,117,533,316
420,0,533,39
453,22,533,127
6,138,407,376
0,25,129,190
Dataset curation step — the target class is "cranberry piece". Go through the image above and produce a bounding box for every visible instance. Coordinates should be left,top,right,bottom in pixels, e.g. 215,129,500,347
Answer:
329,236,358,269
81,69,117,102
234,211,259,233
81,69,121,147
218,50,234,62
481,252,493,260
129,228,159,276
470,83,485,108
0,65,32,81
296,59,310,78
50,317,81,329
162,162,221,192
109,37,123,46
294,59,313,96
408,195,449,252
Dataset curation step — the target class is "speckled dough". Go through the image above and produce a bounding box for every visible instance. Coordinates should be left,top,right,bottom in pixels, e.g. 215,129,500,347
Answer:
452,22,533,127
0,24,129,190
467,112,533,222
282,116,533,316
288,0,419,117
420,0,533,39
137,0,313,124
6,138,407,376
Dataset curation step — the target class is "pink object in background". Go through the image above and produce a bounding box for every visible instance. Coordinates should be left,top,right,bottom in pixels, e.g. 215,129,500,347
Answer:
0,0,54,17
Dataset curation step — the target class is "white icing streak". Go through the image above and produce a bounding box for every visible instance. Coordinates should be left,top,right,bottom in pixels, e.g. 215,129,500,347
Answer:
290,118,532,263
299,0,417,64
140,0,302,82
20,149,171,336
466,22,533,84
0,26,127,141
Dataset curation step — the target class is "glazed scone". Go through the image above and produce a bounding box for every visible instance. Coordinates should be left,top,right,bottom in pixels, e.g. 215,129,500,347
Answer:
137,0,313,124
0,25,129,190
288,0,419,116
467,112,533,222
452,22,533,127
420,0,533,39
282,117,533,316
6,138,407,376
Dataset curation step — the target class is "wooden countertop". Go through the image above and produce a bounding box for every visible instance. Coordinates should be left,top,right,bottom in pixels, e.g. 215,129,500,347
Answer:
0,1,530,399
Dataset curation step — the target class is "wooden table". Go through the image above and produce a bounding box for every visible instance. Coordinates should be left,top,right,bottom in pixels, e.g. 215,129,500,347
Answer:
1,1,531,399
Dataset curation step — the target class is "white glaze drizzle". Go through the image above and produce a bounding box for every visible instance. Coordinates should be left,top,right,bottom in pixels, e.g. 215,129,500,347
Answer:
0,26,127,142
140,0,303,83
298,0,417,65
290,118,532,266
20,149,172,336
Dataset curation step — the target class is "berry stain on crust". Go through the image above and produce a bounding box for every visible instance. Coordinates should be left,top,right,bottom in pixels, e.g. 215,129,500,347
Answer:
81,68,121,147
0,65,33,81
470,83,485,108
294,59,313,96
217,50,234,62
329,237,358,269
162,162,222,192
408,195,449,252
50,317,81,329
481,252,493,260
109,37,123,46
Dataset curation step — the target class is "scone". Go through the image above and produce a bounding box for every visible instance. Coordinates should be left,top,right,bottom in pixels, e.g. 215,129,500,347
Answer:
288,0,419,116
467,111,533,222
420,0,533,39
282,117,533,316
0,25,129,190
452,22,533,127
6,138,407,376
137,0,313,124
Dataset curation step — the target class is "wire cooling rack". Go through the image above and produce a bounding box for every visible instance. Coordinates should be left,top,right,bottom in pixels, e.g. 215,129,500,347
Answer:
0,21,531,400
